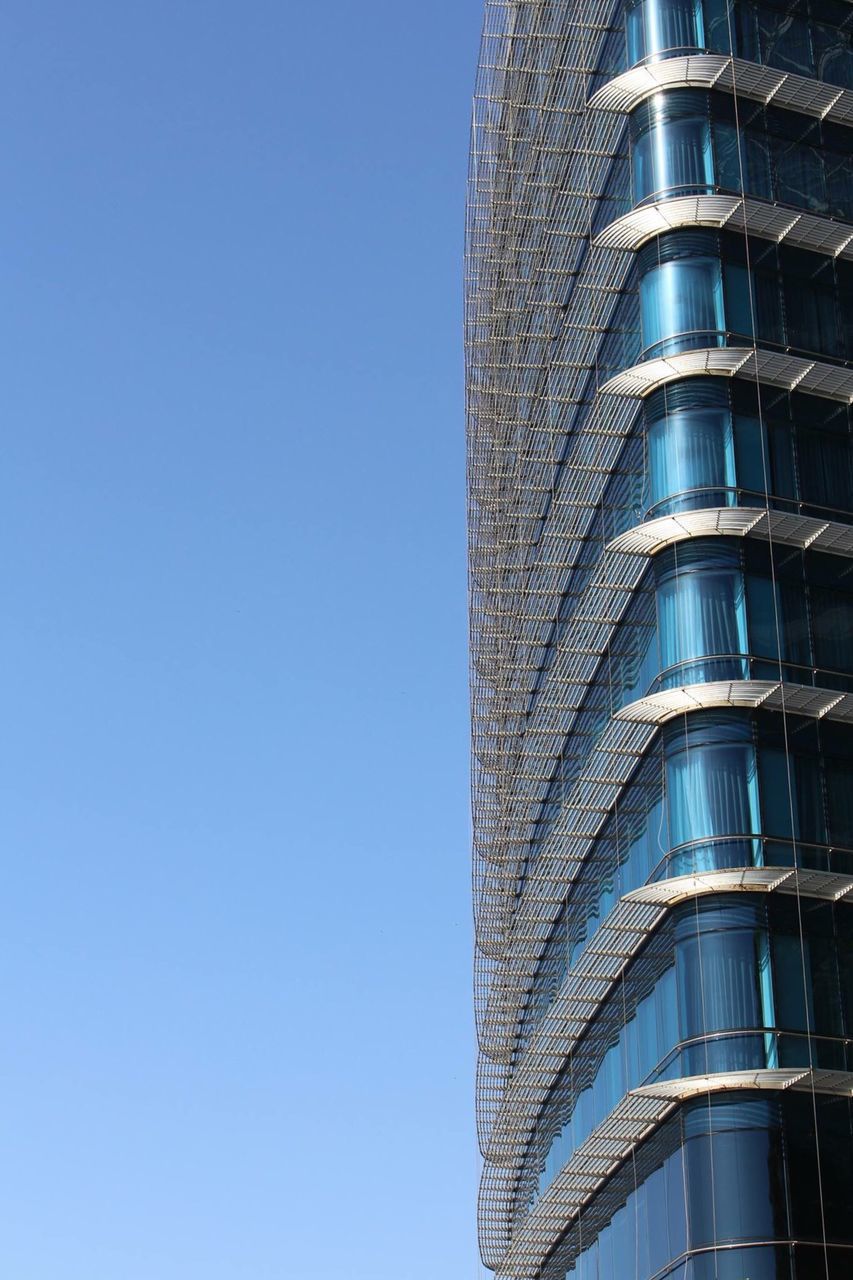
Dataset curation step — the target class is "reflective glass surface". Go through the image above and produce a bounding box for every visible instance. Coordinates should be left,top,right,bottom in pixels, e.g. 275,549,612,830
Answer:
540,1093,853,1279
637,229,853,363
519,895,853,1216
630,89,853,217
624,0,853,92
522,711,853,1050
654,538,853,692
643,380,853,523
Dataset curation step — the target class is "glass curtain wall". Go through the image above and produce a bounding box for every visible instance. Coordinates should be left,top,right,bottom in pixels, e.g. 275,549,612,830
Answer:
625,0,853,90
471,0,853,1275
630,90,853,218
519,895,853,1219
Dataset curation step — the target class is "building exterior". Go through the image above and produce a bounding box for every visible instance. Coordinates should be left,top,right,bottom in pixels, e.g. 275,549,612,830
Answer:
465,3,853,1279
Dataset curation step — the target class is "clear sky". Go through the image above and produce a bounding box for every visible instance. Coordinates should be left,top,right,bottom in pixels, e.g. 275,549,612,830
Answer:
0,4,484,1277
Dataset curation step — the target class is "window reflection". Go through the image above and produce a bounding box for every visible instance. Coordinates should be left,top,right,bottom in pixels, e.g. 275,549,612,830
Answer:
522,711,853,1049
640,254,725,358
637,229,853,364
623,0,853,94
521,894,853,1217
643,379,853,522
537,1086,853,1279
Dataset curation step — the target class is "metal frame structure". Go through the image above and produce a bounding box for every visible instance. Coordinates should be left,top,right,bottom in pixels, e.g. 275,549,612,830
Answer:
466,3,853,1276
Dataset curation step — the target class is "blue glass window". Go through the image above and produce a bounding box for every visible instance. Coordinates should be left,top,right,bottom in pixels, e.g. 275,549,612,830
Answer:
526,895,853,1218
629,88,853,219
633,111,713,203
647,405,736,510
756,3,813,76
798,425,853,516
656,545,747,682
685,1125,781,1247
675,916,763,1038
745,573,812,668
623,0,853,99
643,380,853,523
638,229,853,363
626,0,705,64
542,1094,853,1280
667,739,759,849
640,255,725,358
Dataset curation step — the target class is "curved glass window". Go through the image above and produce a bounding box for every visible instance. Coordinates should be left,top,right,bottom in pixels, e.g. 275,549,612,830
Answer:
632,108,713,203
541,1092,853,1280
519,895,853,1218
656,542,748,684
664,711,853,877
627,88,853,214
530,531,853,953
520,711,853,1053
667,733,758,848
652,538,853,693
642,380,853,524
637,229,853,364
647,399,736,514
626,0,705,64
623,0,853,95
640,254,724,358
526,535,853,1025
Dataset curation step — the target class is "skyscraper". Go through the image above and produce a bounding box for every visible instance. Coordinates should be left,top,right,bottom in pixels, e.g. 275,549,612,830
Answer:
465,3,853,1278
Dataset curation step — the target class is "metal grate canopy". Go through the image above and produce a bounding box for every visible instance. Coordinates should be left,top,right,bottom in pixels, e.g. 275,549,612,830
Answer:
596,194,853,258
601,347,853,401
588,53,853,122
607,507,853,558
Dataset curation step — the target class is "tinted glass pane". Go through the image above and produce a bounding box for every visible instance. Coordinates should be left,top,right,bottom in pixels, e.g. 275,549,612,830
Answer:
676,925,762,1039
812,588,853,673
785,280,840,357
827,760,853,848
797,428,853,515
648,408,735,507
657,568,746,668
816,1096,853,1240
758,7,813,75
775,140,828,214
640,258,724,355
633,117,713,202
773,932,813,1033
668,742,759,847
626,0,704,62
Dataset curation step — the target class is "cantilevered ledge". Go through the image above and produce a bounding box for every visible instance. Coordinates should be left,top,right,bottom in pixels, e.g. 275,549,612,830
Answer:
601,347,853,402
596,194,853,258
589,54,853,125
618,679,853,726
608,507,853,559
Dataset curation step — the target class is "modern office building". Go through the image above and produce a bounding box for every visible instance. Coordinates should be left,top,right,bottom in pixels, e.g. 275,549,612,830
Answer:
465,3,853,1278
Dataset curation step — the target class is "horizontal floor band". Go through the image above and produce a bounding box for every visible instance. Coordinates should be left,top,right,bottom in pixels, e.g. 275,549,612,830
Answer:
601,347,853,401
588,54,853,125
596,194,853,257
607,507,853,558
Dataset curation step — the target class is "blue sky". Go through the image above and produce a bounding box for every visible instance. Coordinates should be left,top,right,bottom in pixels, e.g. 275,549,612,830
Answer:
0,4,483,1276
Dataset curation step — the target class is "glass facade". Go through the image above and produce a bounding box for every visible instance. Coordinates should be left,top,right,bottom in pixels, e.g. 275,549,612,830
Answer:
542,1093,853,1280
466,2,853,1278
637,231,853,362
